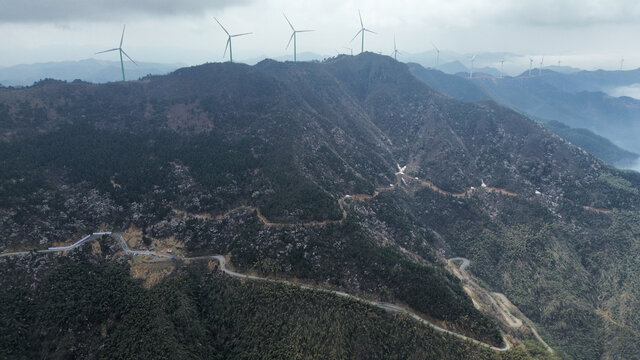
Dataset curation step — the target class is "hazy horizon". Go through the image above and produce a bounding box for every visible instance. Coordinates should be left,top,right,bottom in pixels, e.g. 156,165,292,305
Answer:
1,0,639,73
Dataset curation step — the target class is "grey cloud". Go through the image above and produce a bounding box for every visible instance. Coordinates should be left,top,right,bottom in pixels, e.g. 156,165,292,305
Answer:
502,0,640,27
0,0,248,22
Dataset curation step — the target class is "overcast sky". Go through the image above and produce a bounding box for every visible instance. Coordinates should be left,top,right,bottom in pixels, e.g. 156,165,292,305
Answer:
1,0,639,72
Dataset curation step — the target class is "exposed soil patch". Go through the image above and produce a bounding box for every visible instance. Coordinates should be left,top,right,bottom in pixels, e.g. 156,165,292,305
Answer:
129,260,175,288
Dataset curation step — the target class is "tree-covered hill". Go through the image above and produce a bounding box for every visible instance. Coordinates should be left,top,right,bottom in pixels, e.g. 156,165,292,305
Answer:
1,253,535,360
2,53,640,359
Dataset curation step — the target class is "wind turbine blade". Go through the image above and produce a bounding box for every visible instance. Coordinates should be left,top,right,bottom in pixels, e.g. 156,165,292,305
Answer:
431,42,439,52
223,38,230,58
95,48,119,55
120,25,126,48
231,32,252,37
297,30,314,33
350,29,363,43
121,49,137,66
286,33,295,49
214,18,230,36
283,13,295,31
364,29,376,34
359,10,363,28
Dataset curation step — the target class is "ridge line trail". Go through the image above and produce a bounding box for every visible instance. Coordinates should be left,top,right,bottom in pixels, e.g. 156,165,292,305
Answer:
168,171,610,228
401,173,609,214
412,177,516,198
188,184,398,228
2,170,612,256
0,232,510,352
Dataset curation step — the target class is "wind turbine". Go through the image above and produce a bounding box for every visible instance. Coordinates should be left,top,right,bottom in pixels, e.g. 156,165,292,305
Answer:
620,57,624,71
432,42,440,68
343,47,354,56
500,59,505,78
539,56,544,76
391,35,401,60
284,14,313,62
469,55,476,79
528,58,534,77
214,18,251,63
95,25,137,82
351,10,376,54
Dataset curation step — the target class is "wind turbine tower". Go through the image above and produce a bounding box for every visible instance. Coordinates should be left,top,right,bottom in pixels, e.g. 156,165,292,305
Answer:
95,25,137,82
529,58,534,77
500,59,505,78
351,10,376,54
284,14,314,62
539,56,544,76
469,55,476,79
391,35,401,61
214,18,252,63
432,42,440,68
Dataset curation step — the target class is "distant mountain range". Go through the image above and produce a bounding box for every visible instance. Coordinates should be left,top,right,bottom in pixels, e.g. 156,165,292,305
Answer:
422,60,502,78
0,59,181,86
538,65,582,74
521,68,640,93
408,63,640,170
0,51,588,88
472,72,640,158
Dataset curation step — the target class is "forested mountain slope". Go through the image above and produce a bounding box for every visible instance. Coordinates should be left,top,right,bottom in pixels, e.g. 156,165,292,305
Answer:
407,63,640,167
470,73,640,156
2,53,640,359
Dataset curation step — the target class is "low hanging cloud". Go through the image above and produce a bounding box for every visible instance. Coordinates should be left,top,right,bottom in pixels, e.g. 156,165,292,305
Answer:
0,0,248,22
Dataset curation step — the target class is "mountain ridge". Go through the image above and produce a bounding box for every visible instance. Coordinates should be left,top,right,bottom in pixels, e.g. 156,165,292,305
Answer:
2,53,640,359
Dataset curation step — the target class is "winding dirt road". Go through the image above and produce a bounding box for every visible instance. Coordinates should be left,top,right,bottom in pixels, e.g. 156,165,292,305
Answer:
448,257,554,354
1,232,511,352
168,172,609,232
1,171,605,353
